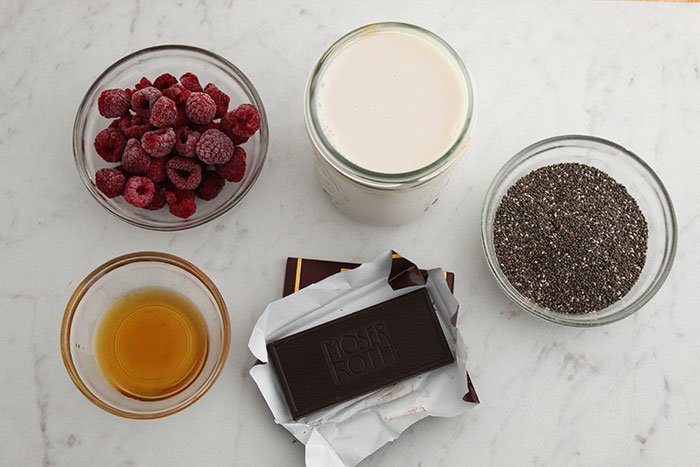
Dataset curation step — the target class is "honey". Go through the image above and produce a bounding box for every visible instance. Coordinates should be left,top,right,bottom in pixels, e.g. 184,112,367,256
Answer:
94,287,208,400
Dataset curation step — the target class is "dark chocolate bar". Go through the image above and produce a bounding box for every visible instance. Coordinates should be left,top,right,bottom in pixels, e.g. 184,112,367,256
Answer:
283,256,455,296
267,288,454,420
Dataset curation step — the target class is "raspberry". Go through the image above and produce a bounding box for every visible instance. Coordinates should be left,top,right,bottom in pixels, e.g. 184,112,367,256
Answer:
186,92,216,124
196,129,234,164
179,72,203,92
204,83,230,118
216,146,246,182
95,168,126,198
141,127,176,158
149,96,177,128
231,134,249,145
165,187,197,219
114,114,151,139
134,77,152,90
122,138,151,174
94,127,126,162
162,83,191,105
221,104,260,139
98,89,130,118
175,128,201,157
196,171,225,200
145,185,167,210
147,156,168,183
153,73,178,90
124,176,155,208
166,156,202,190
130,86,162,117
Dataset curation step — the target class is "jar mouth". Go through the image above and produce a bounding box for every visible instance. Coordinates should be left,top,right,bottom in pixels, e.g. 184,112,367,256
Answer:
304,22,475,187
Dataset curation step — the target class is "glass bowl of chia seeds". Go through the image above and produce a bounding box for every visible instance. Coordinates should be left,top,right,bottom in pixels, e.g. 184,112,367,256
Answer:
481,135,677,326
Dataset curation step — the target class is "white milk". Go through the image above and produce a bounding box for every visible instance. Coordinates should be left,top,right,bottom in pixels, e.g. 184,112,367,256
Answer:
316,30,468,174
305,24,474,225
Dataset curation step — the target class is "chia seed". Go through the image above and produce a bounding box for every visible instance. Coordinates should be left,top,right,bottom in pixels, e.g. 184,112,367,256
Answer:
493,162,648,314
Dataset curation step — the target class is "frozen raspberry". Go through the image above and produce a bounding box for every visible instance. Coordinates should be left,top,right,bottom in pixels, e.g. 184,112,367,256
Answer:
147,156,168,183
130,86,162,117
196,171,225,200
145,185,167,210
216,146,246,182
122,139,151,174
175,128,201,157
124,176,155,207
153,73,178,90
95,168,126,198
204,83,230,118
114,114,151,139
166,156,202,190
141,127,176,158
221,104,260,139
162,83,191,105
179,72,203,92
186,92,216,124
196,129,234,164
230,134,249,145
165,187,197,219
97,89,130,118
149,96,177,128
94,127,126,162
134,77,152,90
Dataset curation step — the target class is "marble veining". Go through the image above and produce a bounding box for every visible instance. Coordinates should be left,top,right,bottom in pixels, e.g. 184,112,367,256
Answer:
1,0,699,466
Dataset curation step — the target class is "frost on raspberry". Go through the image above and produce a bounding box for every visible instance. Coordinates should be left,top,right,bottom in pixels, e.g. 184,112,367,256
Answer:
204,83,230,118
166,186,197,219
221,104,260,139
122,138,151,174
95,168,125,198
114,114,151,139
196,129,234,164
141,127,176,158
98,89,130,118
124,176,155,208
149,96,178,128
216,146,246,182
185,92,217,125
196,171,225,201
94,127,126,163
130,86,162,117
166,156,203,190
153,73,178,90
162,83,191,105
175,128,201,158
179,72,203,92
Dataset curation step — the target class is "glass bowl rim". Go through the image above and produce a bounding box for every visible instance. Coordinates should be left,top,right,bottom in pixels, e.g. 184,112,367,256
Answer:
481,134,678,327
73,44,269,231
60,251,231,419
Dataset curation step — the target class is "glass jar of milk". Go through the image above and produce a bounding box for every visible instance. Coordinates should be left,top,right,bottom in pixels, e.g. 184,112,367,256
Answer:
305,22,475,225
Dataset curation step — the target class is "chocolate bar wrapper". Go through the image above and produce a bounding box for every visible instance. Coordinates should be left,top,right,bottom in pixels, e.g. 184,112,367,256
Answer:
249,251,478,467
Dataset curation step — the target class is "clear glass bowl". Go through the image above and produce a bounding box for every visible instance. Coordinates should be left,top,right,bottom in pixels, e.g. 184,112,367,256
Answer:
481,135,677,326
73,45,268,231
60,252,230,418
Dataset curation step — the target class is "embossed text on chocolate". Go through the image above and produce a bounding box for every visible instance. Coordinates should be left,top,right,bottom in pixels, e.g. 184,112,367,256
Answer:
321,320,399,385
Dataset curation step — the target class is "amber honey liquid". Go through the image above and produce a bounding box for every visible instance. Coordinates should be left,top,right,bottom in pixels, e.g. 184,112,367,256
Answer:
94,287,208,400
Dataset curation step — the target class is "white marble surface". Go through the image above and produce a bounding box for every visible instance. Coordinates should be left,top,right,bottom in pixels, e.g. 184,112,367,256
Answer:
1,1,699,466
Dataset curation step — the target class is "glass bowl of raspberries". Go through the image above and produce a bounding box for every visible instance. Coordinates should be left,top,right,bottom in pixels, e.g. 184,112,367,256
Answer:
74,45,268,230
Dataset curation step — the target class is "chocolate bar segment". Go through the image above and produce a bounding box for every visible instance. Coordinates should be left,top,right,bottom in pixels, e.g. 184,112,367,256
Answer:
267,288,454,420
283,257,455,296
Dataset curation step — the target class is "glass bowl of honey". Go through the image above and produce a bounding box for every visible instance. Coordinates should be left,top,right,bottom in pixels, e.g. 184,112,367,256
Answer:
61,252,230,418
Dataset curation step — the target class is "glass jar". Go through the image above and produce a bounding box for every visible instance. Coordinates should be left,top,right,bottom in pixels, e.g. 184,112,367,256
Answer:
304,22,475,225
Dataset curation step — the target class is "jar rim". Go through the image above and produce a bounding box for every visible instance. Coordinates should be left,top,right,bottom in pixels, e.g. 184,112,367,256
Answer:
304,22,475,188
